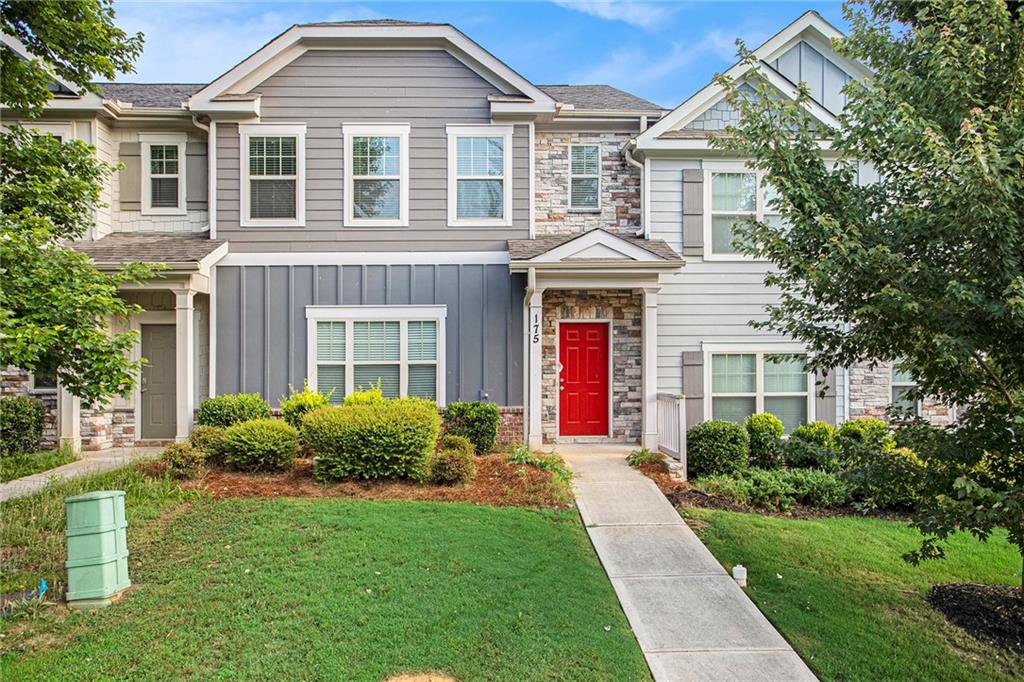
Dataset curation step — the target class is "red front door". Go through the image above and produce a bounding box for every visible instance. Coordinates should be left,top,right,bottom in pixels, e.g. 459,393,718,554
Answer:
559,322,610,436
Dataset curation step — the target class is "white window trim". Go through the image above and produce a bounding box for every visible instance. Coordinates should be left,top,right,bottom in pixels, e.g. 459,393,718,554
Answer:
890,365,921,416
702,344,815,424
305,305,447,405
342,123,410,228
702,166,781,261
27,122,74,140
140,132,187,216
568,143,601,212
29,372,58,393
446,124,513,228
239,123,306,228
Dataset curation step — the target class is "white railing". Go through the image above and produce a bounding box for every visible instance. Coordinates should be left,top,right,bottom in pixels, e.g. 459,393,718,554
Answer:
657,392,687,479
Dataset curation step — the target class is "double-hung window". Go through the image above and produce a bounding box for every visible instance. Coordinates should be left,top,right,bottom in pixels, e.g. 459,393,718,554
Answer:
708,350,812,433
307,306,446,404
569,144,600,211
705,169,784,257
140,133,186,215
447,125,512,226
343,124,409,227
891,365,919,415
240,123,305,227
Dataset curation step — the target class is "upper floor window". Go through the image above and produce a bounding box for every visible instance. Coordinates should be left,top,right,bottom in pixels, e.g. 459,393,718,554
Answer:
891,365,919,415
342,124,409,227
569,144,601,211
239,123,306,227
709,351,812,433
446,125,512,227
140,133,186,216
704,169,782,258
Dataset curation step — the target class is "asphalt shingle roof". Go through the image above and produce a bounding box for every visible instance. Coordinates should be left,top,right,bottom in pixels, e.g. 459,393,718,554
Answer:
508,229,681,262
72,232,225,266
97,83,202,108
538,85,663,112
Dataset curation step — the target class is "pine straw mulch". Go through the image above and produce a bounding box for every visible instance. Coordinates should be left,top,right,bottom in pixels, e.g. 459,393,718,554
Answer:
180,456,573,510
929,583,1024,656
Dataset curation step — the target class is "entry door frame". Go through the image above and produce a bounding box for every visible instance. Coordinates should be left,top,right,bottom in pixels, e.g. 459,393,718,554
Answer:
132,311,177,439
555,319,613,438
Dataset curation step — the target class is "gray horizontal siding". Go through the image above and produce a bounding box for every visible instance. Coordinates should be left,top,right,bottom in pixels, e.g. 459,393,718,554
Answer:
216,49,530,252
214,263,525,407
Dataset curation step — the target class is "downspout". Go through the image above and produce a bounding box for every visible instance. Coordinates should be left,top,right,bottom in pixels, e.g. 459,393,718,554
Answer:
523,266,536,445
623,138,646,236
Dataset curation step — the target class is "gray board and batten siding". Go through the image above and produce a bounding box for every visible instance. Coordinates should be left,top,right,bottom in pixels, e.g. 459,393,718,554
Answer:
216,49,531,252
214,263,526,407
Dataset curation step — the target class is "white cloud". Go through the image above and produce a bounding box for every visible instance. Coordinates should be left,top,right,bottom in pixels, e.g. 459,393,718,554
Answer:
552,1,678,29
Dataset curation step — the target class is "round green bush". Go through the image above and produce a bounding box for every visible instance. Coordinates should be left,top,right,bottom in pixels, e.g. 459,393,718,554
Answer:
783,437,840,471
221,419,299,472
439,434,475,458
1,395,45,456
188,425,225,464
443,401,500,454
841,444,924,509
303,398,442,481
790,421,838,449
280,382,331,428
196,393,271,428
428,448,477,485
837,418,893,448
686,420,749,478
744,413,784,469
161,442,206,479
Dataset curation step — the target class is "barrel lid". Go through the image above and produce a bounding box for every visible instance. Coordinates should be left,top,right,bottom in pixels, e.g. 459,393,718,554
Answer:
65,490,126,503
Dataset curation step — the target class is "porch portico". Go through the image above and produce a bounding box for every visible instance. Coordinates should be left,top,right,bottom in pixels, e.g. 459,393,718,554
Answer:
509,230,683,450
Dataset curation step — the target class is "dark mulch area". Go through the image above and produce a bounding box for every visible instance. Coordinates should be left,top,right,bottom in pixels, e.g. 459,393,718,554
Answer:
928,583,1024,656
181,456,572,509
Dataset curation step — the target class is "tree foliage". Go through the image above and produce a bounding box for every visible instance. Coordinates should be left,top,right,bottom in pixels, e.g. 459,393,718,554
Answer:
713,0,1023,578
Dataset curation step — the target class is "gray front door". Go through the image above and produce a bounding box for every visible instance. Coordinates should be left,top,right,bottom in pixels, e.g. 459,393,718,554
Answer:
141,324,176,439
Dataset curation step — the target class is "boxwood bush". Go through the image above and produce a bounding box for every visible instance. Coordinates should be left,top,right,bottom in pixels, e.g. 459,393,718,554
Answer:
785,420,840,471
842,444,924,509
744,413,784,469
161,442,206,479
303,398,441,481
196,393,271,428
837,417,893,449
188,425,225,464
0,395,45,456
686,419,749,478
438,434,474,458
221,419,299,472
443,401,500,454
428,448,477,485
280,381,331,429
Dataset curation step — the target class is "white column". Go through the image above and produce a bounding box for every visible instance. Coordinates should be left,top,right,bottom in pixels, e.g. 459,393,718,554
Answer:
175,290,196,442
58,384,81,451
641,286,660,450
527,288,544,450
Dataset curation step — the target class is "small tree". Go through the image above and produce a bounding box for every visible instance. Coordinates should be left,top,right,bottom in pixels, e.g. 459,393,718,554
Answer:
713,0,1023,589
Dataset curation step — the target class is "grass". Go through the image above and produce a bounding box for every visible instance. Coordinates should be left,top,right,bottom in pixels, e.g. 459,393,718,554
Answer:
1,468,650,681
683,506,1022,682
0,446,78,483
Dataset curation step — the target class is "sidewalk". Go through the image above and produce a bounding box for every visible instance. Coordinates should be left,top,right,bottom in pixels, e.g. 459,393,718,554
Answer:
559,444,816,682
0,447,163,502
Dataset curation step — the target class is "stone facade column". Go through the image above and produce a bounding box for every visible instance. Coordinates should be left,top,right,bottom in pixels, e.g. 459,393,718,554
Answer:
527,289,544,449
175,290,195,442
641,286,659,450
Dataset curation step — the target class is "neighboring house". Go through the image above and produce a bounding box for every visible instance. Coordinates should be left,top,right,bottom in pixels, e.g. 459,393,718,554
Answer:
0,12,951,455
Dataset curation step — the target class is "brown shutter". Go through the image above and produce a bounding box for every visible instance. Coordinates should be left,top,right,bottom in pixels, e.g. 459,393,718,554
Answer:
682,169,703,257
815,368,838,426
185,141,208,207
682,350,704,430
118,142,141,209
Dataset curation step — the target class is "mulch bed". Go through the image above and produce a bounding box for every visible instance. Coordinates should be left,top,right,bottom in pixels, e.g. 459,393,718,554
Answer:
928,583,1024,656
181,456,572,509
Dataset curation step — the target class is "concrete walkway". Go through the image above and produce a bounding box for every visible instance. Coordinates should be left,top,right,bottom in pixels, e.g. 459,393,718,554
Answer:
560,444,816,682
0,447,163,502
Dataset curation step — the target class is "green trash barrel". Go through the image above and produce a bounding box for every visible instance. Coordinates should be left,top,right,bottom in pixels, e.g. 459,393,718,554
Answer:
65,490,130,607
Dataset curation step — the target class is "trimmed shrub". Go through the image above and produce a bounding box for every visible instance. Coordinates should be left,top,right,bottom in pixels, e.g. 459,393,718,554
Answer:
280,381,331,429
687,420,749,478
745,413,784,469
428,448,477,485
196,393,271,428
221,419,299,472
695,467,852,511
1,396,45,456
161,442,206,479
842,444,924,509
444,401,500,454
784,468,854,507
343,383,386,407
837,418,893,449
790,421,838,450
783,437,840,472
439,434,475,458
188,425,225,464
626,447,660,467
894,419,946,453
303,398,441,481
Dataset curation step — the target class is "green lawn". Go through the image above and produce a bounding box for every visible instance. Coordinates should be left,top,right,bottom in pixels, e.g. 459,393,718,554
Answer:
684,507,1022,682
2,469,649,681
0,447,77,483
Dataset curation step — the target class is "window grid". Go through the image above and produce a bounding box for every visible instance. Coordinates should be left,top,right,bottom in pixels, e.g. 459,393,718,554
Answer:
569,144,601,210
351,136,401,220
143,141,184,213
708,171,784,255
710,352,811,433
454,133,506,221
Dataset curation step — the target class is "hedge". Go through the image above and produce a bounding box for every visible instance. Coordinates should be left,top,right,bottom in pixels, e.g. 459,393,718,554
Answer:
221,419,299,472
686,420,749,478
196,393,271,428
0,395,45,456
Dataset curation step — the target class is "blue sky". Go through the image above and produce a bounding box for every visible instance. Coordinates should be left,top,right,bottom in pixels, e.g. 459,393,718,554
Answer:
113,1,849,108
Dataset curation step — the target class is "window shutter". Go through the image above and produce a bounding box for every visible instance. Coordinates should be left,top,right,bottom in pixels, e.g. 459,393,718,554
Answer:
681,170,703,257
118,142,142,208
815,368,837,426
681,351,704,429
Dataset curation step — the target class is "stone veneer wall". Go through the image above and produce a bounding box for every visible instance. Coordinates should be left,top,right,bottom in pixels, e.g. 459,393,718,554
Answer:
533,131,640,237
541,290,642,442
1,366,59,449
848,360,954,427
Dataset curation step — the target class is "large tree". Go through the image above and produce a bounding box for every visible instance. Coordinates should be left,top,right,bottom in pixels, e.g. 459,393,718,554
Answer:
714,0,1024,583
1,0,152,403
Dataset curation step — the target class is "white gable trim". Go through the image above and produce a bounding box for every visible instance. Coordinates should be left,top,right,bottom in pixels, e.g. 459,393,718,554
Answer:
526,230,664,264
188,25,556,114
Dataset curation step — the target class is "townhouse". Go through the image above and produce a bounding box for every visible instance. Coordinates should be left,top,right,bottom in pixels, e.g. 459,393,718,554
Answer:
1,12,949,455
